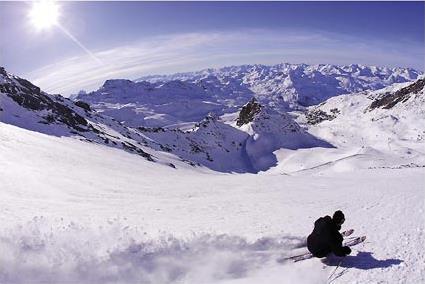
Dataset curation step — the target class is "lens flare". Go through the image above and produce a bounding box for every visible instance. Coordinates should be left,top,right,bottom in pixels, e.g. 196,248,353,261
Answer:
27,0,102,64
29,0,60,31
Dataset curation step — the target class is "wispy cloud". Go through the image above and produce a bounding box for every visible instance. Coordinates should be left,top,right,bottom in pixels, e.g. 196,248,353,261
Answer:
26,29,424,96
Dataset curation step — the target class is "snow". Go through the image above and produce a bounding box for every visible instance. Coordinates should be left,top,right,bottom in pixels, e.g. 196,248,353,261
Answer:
1,67,425,283
77,63,421,128
77,79,228,128
0,120,424,283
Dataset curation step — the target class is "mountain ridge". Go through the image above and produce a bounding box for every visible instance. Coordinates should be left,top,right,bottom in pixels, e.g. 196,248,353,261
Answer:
2,65,424,173
75,63,421,128
2,66,328,173
136,62,421,107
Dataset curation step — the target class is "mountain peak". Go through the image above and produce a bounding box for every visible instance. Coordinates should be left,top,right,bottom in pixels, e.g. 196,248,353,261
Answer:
102,79,135,89
135,62,421,108
71,62,423,128
236,98,262,127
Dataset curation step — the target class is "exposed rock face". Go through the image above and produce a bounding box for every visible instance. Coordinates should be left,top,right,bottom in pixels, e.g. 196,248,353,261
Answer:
121,141,154,161
74,100,91,112
236,98,262,126
195,112,219,128
0,72,88,132
306,108,340,125
370,78,425,110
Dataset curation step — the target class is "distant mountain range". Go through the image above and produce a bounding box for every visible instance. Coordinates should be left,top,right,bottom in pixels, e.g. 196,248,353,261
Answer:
76,63,421,127
1,64,424,173
137,63,420,106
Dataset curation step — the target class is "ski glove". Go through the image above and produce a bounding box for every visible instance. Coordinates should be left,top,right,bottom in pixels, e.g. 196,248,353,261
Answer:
342,246,351,256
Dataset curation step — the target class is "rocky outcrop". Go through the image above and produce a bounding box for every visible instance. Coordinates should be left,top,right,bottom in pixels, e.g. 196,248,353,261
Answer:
236,98,262,126
370,78,425,110
74,100,91,112
306,108,340,125
0,71,88,132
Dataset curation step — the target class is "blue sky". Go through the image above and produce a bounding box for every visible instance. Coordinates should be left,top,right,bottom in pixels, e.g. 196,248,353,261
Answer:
0,1,424,95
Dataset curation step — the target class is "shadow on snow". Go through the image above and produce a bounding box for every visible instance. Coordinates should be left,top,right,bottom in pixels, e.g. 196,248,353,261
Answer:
324,251,403,270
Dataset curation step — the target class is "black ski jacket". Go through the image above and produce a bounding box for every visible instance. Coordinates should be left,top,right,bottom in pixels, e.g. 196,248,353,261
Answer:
307,215,349,257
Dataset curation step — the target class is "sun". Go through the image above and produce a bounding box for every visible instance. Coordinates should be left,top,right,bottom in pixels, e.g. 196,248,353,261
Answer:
29,0,60,31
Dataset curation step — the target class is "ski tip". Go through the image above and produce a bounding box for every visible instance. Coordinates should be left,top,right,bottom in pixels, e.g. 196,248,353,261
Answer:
342,229,355,237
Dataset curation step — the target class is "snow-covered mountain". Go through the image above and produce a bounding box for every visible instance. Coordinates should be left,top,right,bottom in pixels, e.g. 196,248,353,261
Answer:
1,66,425,283
1,67,330,173
235,98,332,172
138,63,421,108
0,67,166,163
280,76,425,174
305,77,425,148
77,79,230,128
131,98,332,173
76,63,420,128
3,65,424,174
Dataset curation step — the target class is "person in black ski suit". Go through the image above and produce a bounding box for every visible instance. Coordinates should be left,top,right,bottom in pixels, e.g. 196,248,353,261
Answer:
307,210,351,258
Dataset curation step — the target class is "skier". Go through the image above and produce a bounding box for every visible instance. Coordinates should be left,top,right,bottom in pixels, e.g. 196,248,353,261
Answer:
307,210,352,258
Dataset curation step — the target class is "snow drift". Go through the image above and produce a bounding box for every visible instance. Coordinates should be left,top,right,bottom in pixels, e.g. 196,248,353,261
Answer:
0,219,307,284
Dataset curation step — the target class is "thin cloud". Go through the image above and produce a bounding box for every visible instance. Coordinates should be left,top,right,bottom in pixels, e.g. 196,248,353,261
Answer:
26,29,424,96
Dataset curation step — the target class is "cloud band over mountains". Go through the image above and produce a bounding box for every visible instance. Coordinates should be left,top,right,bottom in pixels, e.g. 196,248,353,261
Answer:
26,29,424,96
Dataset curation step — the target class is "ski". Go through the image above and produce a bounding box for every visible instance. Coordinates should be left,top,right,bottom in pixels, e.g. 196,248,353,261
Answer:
278,233,366,263
343,235,366,247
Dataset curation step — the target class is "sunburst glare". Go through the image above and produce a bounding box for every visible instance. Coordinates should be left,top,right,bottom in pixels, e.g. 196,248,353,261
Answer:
28,0,60,31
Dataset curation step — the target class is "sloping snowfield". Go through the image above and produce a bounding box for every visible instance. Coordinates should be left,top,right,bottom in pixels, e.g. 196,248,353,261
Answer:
1,122,424,284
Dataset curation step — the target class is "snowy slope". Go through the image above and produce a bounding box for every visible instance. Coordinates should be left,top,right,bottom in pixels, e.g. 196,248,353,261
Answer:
0,121,424,284
3,65,423,174
1,67,333,173
1,67,425,283
269,77,425,175
234,98,332,172
133,100,331,173
307,77,425,155
76,63,421,128
77,79,231,128
0,67,208,169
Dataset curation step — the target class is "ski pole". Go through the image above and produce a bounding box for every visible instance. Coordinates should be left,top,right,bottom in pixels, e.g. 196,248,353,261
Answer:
328,257,344,283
